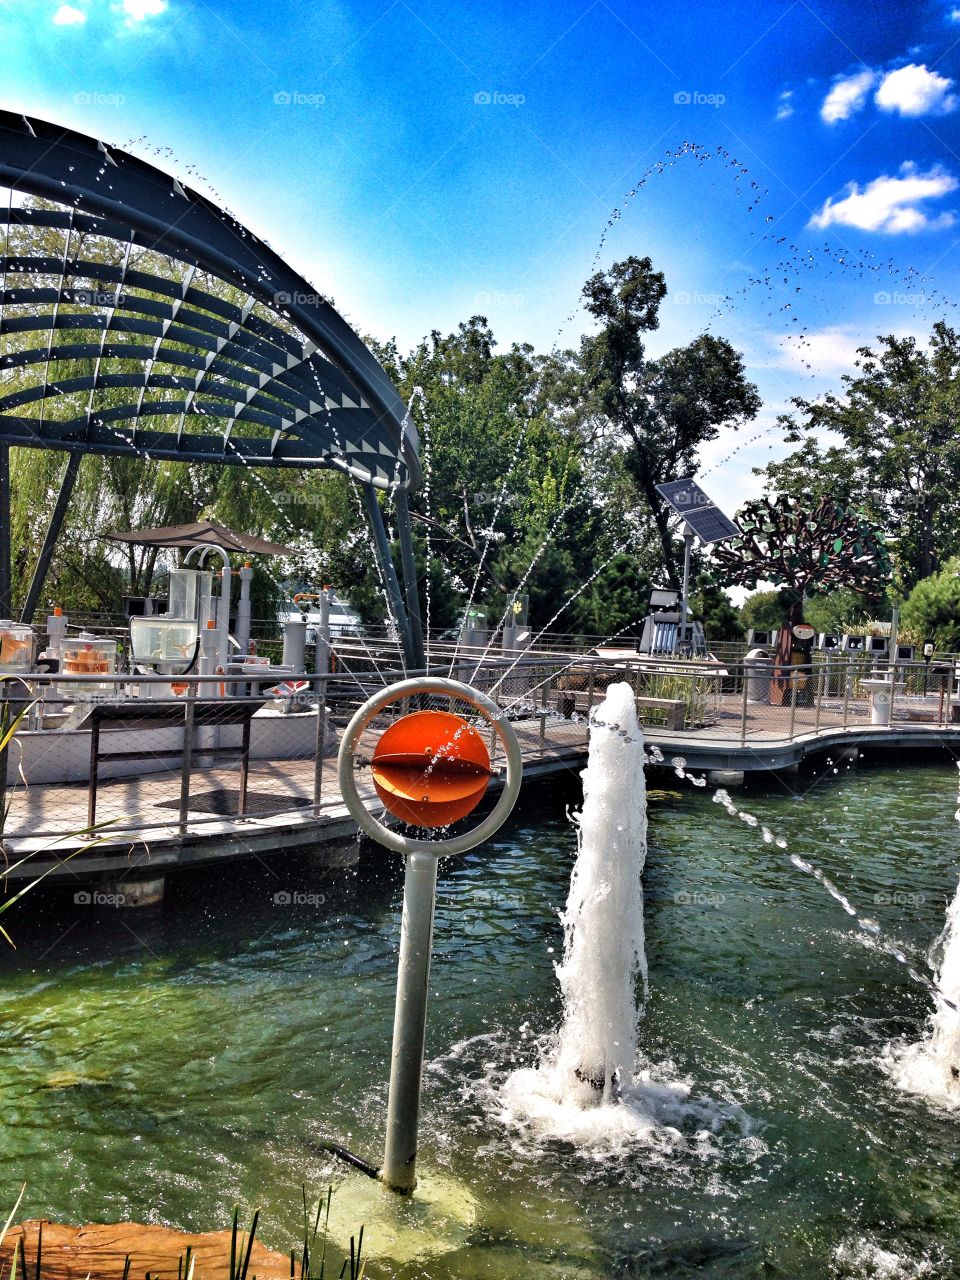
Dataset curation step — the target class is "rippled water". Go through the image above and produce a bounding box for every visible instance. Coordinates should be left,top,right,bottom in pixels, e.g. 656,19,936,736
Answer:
3,751,960,1277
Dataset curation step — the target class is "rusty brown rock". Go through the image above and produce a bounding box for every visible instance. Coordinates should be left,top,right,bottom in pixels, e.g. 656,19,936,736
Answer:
1,1220,294,1280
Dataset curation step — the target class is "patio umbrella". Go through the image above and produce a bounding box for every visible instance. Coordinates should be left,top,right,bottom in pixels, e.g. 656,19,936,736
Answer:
107,520,297,557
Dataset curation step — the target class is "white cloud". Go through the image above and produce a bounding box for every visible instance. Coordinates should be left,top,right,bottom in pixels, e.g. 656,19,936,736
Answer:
875,62,956,116
52,3,86,24
776,90,794,121
821,69,876,123
119,0,167,20
950,8,960,21
808,163,957,234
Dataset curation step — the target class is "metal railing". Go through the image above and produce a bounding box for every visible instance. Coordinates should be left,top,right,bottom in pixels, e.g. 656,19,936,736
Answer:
2,653,959,852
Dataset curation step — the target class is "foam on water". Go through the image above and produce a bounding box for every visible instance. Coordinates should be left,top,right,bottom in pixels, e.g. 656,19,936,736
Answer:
500,682,738,1151
832,1235,938,1278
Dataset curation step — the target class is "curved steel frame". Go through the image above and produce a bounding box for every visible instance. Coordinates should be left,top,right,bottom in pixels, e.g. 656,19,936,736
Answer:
0,112,423,662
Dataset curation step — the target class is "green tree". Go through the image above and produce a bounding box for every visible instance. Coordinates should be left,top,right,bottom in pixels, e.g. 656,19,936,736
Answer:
764,323,960,590
901,558,960,649
740,590,785,633
694,583,744,641
575,256,761,586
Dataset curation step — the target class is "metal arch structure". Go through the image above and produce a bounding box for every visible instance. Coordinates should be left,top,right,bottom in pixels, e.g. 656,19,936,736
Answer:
0,110,424,666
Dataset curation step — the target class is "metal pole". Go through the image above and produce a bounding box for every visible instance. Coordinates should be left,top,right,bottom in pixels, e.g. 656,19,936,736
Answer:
21,452,80,623
890,604,899,666
0,443,11,619
680,526,694,643
381,850,439,1194
361,484,415,668
235,560,253,655
394,489,426,671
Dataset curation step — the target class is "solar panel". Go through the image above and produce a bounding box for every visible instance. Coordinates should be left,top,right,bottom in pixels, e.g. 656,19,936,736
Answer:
655,478,740,544
656,479,713,514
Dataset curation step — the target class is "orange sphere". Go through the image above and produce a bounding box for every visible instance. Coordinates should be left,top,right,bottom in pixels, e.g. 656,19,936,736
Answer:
371,709,492,828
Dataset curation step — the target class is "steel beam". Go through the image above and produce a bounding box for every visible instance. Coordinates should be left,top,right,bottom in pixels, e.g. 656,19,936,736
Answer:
361,484,415,668
20,451,80,623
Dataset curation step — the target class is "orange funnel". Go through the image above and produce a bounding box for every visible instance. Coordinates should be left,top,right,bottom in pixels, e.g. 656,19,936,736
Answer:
371,709,492,828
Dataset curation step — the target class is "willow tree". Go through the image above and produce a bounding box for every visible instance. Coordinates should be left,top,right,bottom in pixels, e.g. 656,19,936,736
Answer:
711,493,891,628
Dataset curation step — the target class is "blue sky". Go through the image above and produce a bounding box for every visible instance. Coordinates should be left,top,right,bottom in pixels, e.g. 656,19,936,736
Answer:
2,0,960,517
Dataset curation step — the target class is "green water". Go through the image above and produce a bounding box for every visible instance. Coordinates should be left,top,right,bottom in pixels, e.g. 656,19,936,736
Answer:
3,752,960,1277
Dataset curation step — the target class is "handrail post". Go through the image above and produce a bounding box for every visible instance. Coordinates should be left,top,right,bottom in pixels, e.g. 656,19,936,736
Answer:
788,666,798,740
313,672,329,816
842,659,852,728
814,661,823,734
739,659,748,746
179,683,197,835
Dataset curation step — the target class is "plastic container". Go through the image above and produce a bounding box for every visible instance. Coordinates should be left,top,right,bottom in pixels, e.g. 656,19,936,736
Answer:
59,633,117,696
167,569,213,626
130,617,200,668
0,621,35,674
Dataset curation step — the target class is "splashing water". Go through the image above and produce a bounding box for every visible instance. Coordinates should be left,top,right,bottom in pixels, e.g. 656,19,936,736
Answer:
884,766,960,1107
500,683,738,1150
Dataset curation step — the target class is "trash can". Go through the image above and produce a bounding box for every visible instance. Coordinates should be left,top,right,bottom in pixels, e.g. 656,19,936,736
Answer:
862,677,895,725
744,648,774,704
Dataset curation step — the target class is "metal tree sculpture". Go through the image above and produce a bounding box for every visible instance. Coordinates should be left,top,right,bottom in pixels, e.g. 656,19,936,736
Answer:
711,494,891,626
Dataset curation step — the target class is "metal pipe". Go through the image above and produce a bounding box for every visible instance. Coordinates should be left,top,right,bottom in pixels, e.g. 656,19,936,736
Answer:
361,484,414,667
185,545,232,674
680,526,694,635
236,561,253,654
21,452,80,623
394,489,426,671
381,850,439,1194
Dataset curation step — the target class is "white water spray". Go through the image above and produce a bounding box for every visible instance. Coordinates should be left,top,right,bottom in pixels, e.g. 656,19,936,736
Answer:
553,682,648,1097
886,765,960,1106
501,683,732,1149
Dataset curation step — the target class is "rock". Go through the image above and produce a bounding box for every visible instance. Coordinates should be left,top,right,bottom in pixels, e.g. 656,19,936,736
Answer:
1,1220,293,1280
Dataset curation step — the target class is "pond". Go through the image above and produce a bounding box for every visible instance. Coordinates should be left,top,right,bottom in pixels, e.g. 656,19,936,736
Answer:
2,751,959,1278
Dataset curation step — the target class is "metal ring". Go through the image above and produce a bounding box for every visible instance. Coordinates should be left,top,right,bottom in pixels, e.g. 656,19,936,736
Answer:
336,676,524,857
